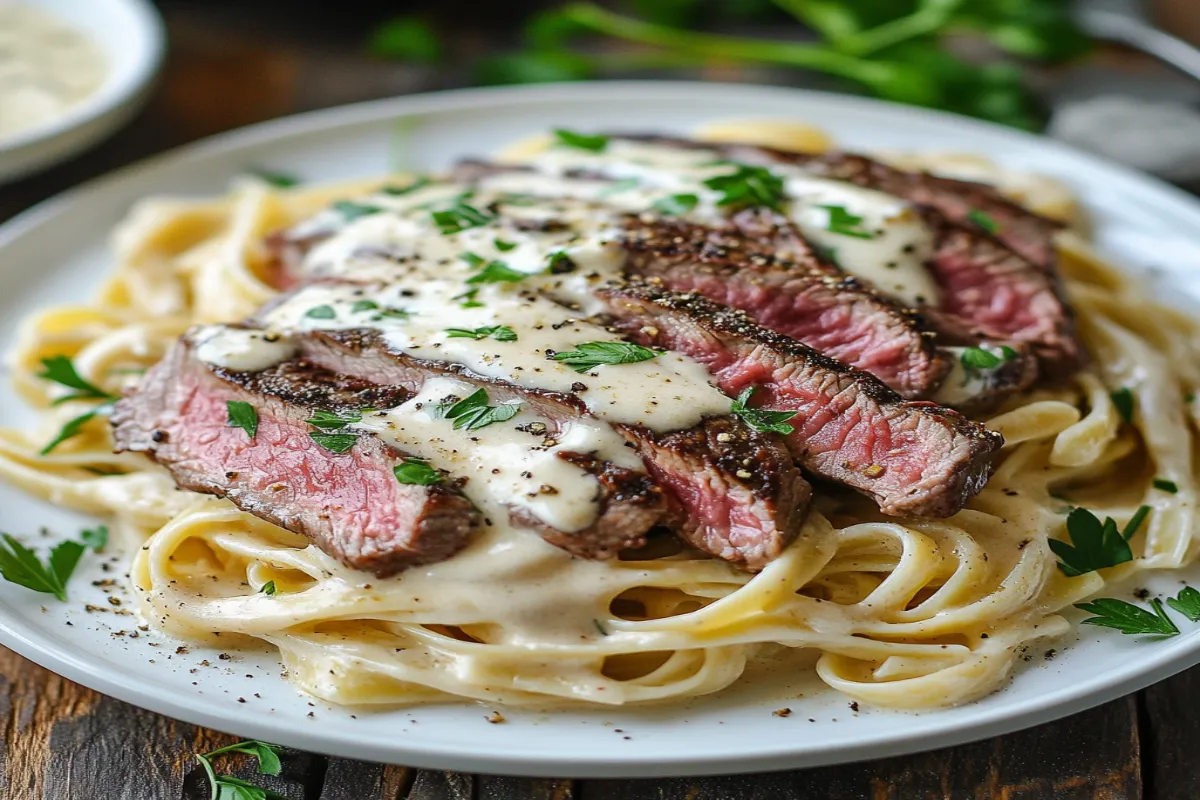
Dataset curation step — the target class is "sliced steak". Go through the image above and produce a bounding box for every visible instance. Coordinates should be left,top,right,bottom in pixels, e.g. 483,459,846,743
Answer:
619,212,950,398
110,333,481,576
595,283,1004,518
290,328,810,571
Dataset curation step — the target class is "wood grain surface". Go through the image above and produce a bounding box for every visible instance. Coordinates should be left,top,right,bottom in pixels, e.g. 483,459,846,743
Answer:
0,2,1194,798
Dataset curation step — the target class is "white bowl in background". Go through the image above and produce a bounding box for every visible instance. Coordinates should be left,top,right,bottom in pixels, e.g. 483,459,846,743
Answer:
0,0,165,184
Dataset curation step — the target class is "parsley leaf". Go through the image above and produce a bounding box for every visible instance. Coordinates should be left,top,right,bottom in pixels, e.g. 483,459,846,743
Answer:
332,200,384,221
41,404,112,455
196,740,285,800
380,176,431,195
466,261,528,285
394,458,442,485
551,341,660,373
260,580,277,596
702,164,786,211
459,251,487,268
368,15,441,63
1049,505,1150,577
436,388,522,431
445,325,518,342
454,288,485,309
372,307,412,321
597,177,640,197
1111,387,1134,423
226,401,259,440
1167,586,1200,622
37,355,115,404
546,250,575,274
0,534,84,601
307,409,362,430
960,345,1019,381
817,204,875,239
246,169,300,188
553,129,608,152
80,525,108,552
305,305,336,320
493,238,518,252
309,432,357,453
651,193,699,215
350,300,379,313
1075,597,1179,637
432,202,495,234
1153,478,1179,494
968,208,1001,234
730,387,798,435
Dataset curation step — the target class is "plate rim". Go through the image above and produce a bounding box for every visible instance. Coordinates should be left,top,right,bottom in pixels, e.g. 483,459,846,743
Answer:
3,80,1200,777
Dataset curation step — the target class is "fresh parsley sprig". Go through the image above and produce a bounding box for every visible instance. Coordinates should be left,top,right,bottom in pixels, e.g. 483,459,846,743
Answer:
960,345,1018,382
651,193,699,215
730,387,798,435
436,389,521,431
553,128,608,152
195,740,285,800
466,260,528,285
550,341,659,373
394,458,443,485
818,205,874,239
1076,597,1179,637
1167,586,1200,622
306,409,362,453
432,202,495,234
226,401,259,440
37,356,119,454
332,200,384,222
1049,505,1150,577
0,534,84,602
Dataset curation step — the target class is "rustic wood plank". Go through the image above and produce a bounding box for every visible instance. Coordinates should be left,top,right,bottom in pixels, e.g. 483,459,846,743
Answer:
319,757,413,799
408,770,474,800
1138,662,1200,800
476,776,577,800
581,696,1141,800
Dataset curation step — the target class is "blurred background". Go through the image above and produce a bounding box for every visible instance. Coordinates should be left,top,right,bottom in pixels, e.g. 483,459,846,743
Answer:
7,0,1200,207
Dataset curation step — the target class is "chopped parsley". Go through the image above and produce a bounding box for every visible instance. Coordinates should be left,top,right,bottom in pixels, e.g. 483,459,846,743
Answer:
305,305,336,320
373,307,412,321
260,580,277,596
730,386,798,435
553,129,608,152
309,432,357,453
351,300,379,313
651,193,699,216
247,168,300,188
0,533,85,602
1049,505,1150,577
454,288,485,308
393,458,442,485
493,238,518,252
445,325,518,342
818,204,874,239
332,200,384,221
596,177,640,197
1168,586,1200,621
1111,387,1134,423
436,388,522,431
380,176,431,195
702,163,786,211
968,208,1001,235
41,406,113,455
226,401,259,440
307,409,362,430
466,260,528,285
1153,478,1179,494
80,525,108,552
459,251,487,268
550,341,659,373
546,250,575,273
432,201,495,234
960,345,1018,381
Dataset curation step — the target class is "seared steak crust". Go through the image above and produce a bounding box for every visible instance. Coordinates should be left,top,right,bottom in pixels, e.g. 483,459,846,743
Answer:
621,213,950,398
293,328,810,570
111,335,481,576
596,283,1004,518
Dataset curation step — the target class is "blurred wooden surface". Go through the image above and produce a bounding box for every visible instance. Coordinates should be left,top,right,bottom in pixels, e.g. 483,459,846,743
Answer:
1,2,1197,798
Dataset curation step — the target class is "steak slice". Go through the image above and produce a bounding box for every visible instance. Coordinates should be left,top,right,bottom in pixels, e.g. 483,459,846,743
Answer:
290,328,810,571
619,212,950,399
110,333,481,576
595,283,1004,518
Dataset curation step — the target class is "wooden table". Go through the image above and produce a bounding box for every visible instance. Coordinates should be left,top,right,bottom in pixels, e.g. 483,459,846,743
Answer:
2,3,1198,797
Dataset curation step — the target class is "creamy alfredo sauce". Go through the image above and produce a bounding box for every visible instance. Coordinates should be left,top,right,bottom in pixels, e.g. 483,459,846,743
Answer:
0,4,108,140
488,138,941,308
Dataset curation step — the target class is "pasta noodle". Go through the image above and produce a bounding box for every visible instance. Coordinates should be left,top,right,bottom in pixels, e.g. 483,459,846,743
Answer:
1,121,1195,711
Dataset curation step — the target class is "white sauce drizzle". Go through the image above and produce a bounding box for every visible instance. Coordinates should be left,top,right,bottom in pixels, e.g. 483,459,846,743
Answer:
356,376,638,533
933,345,1011,407
497,139,940,308
0,4,108,141
192,326,297,372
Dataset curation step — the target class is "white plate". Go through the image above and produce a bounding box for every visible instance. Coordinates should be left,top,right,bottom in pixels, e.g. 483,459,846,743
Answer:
0,0,164,184
3,82,1200,778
